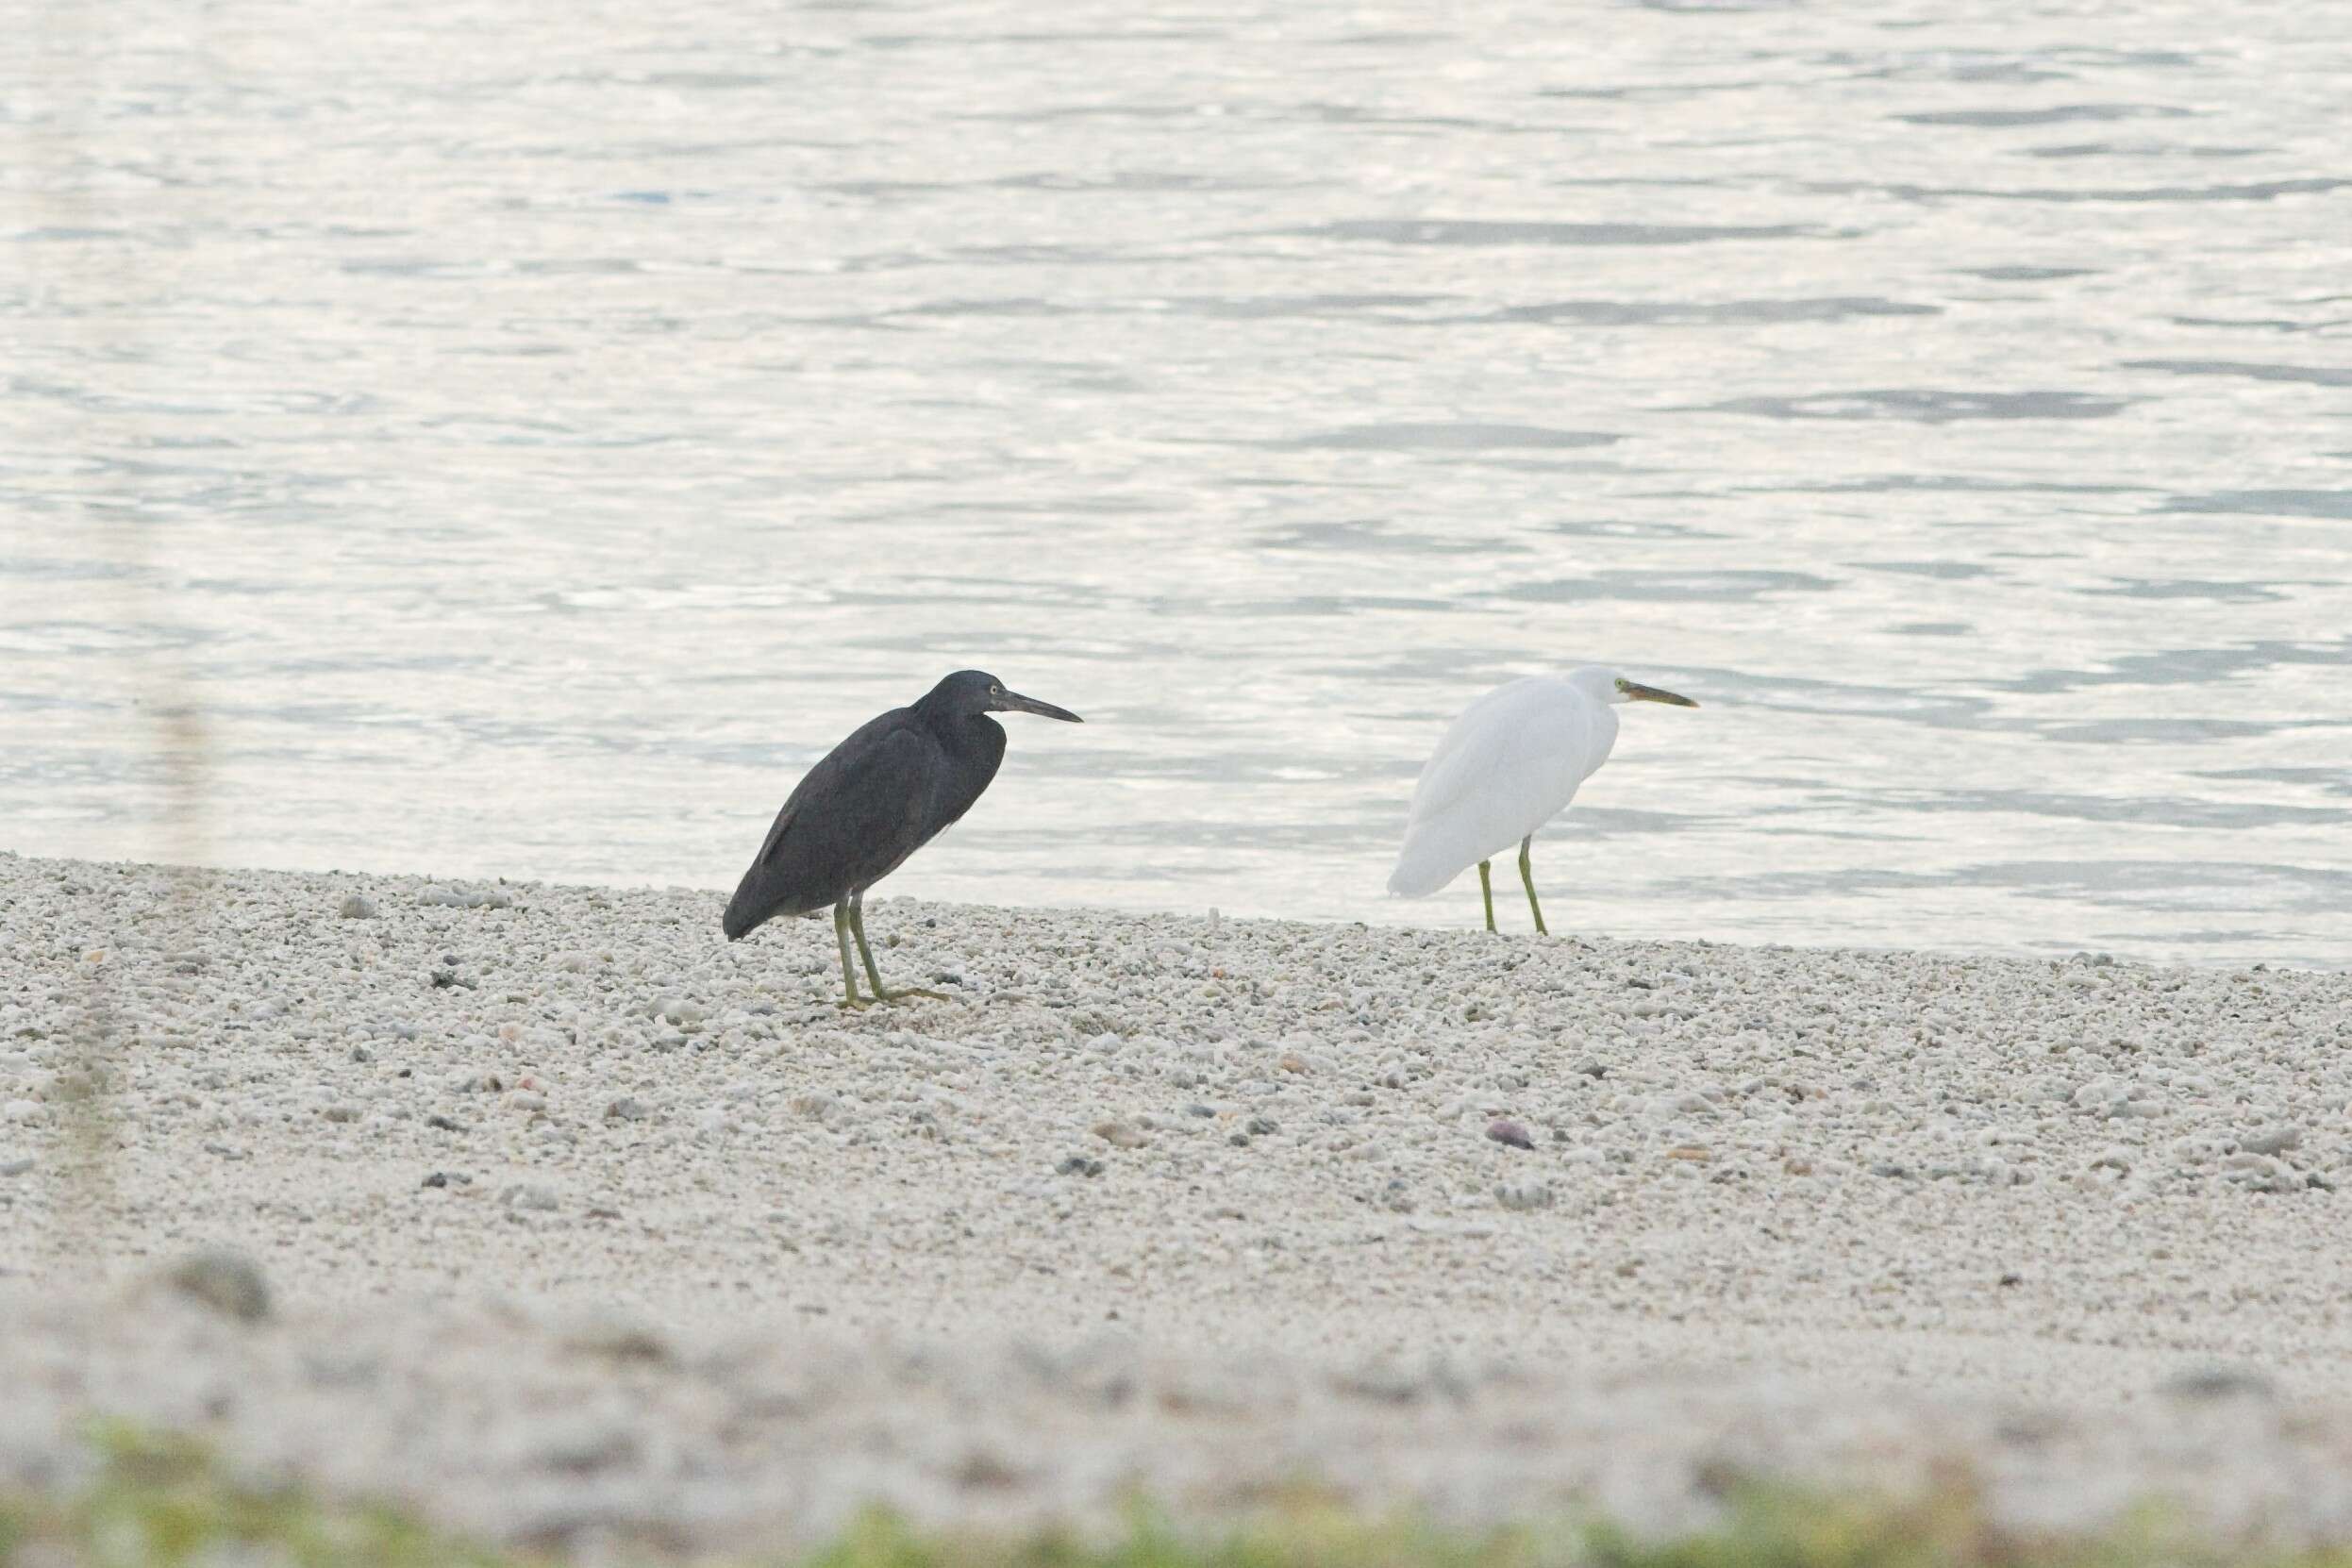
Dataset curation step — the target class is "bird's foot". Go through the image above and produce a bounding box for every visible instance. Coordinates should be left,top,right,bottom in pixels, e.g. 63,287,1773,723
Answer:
838,988,950,1009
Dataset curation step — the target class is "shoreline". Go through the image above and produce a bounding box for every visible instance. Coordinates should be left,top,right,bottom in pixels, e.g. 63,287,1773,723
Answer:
7,850,2352,1551
13,845,2338,976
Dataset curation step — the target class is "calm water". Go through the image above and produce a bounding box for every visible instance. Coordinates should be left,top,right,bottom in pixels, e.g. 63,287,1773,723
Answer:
7,0,2349,966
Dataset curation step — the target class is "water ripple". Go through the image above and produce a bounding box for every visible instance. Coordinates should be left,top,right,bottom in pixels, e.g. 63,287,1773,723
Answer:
2122,359,2352,388
1273,219,1833,246
1693,390,2132,422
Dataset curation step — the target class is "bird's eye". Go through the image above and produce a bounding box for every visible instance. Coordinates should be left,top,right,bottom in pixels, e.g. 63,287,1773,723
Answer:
990,684,1002,695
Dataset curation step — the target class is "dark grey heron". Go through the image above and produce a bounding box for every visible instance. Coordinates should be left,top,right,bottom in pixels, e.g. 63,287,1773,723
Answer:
723,669,1082,1008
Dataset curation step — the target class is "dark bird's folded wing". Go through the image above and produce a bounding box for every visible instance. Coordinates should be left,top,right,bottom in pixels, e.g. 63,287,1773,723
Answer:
723,720,942,940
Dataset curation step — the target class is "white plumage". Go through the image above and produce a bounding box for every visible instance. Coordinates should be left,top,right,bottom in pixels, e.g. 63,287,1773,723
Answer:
1388,665,1696,930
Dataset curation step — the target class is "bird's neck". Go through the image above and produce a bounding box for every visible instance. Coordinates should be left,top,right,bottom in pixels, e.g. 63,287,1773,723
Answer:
927,710,1004,756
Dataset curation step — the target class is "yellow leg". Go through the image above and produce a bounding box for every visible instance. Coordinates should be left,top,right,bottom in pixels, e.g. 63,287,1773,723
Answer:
848,894,947,1005
1519,836,1547,936
832,904,869,1009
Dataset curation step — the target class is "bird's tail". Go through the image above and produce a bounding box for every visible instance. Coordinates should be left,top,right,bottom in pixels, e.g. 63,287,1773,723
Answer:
721,899,756,942
1385,843,1451,899
722,878,772,942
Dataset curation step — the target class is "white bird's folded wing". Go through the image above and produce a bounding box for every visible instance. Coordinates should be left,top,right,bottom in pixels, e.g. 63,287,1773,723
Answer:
1386,678,1611,897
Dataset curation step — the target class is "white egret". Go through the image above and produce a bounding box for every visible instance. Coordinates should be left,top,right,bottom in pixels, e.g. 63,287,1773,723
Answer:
1387,667,1697,933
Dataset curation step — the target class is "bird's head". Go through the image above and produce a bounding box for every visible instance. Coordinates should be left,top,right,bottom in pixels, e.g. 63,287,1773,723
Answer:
928,669,1084,724
1574,666,1699,709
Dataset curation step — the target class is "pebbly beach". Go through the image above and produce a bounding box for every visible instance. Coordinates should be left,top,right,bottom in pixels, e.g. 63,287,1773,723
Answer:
5,849,2352,1554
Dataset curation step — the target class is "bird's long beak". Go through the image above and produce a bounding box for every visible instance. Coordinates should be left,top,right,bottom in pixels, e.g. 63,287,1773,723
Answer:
993,689,1084,723
1622,681,1698,709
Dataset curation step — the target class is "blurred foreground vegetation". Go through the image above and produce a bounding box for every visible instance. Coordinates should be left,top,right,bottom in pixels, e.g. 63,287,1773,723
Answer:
6,1427,2348,1568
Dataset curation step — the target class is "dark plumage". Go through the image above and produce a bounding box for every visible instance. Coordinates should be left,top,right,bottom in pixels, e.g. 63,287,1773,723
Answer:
723,669,1082,1007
